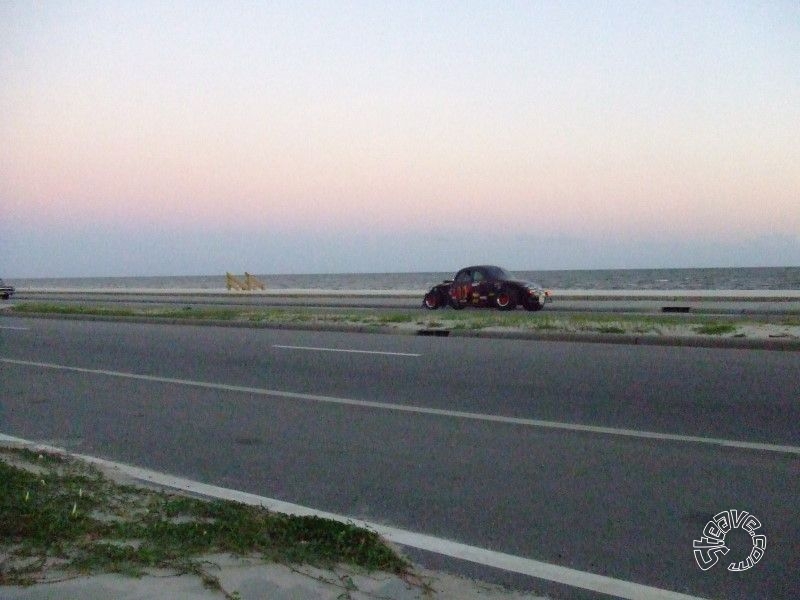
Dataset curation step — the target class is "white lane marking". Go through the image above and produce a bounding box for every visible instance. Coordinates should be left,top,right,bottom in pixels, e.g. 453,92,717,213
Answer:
0,326,29,330
273,344,421,357
3,357,799,456
0,432,712,600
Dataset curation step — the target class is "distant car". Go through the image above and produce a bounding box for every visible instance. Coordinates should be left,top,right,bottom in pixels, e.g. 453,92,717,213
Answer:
0,279,14,300
423,266,551,311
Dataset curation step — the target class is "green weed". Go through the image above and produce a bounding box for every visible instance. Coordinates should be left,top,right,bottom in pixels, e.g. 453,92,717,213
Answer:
0,449,408,593
152,308,240,320
693,323,738,335
9,302,775,342
595,325,626,334
12,303,136,317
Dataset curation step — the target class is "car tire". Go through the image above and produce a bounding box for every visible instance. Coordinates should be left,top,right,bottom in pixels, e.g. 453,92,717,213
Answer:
495,288,517,311
423,291,441,310
523,296,543,311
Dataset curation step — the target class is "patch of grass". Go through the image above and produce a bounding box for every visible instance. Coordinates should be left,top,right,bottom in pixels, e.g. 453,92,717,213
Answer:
527,318,560,331
432,311,533,330
423,320,444,328
595,325,626,334
12,303,136,318
693,323,738,336
0,448,409,594
10,302,774,342
570,316,627,334
150,307,241,321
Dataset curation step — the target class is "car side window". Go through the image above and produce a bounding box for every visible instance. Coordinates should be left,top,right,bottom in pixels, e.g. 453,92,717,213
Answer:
472,270,484,283
455,270,471,283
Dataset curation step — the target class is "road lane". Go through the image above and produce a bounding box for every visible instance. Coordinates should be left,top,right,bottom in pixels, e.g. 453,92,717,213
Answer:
1,360,797,599
2,317,798,446
4,357,798,456
1,317,798,599
0,433,718,600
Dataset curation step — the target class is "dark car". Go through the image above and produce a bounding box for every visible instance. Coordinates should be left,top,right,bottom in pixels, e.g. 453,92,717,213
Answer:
0,279,14,300
423,266,551,311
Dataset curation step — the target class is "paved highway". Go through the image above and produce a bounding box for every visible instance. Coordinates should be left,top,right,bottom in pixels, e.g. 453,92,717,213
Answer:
1,317,798,599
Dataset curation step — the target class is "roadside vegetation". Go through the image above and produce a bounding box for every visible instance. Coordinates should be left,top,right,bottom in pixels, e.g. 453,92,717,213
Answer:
10,303,241,321
7,302,800,339
692,322,738,336
0,447,409,598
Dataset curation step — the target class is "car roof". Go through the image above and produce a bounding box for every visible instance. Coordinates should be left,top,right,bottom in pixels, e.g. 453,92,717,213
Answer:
460,265,504,271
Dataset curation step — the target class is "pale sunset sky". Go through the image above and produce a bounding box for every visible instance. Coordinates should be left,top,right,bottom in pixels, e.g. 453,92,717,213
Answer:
2,1,799,277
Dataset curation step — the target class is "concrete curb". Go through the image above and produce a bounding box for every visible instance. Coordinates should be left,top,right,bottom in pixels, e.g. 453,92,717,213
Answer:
450,328,800,351
5,311,799,351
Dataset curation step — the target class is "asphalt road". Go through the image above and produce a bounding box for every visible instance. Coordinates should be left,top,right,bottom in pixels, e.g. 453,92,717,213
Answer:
1,317,798,599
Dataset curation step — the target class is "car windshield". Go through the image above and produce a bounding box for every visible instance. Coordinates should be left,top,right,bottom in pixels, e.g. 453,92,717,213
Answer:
484,266,512,280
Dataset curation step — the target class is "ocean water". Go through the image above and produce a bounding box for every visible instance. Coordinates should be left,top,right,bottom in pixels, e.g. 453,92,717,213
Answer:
8,267,800,291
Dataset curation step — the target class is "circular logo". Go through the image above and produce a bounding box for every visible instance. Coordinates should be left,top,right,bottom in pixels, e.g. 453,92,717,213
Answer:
693,509,766,571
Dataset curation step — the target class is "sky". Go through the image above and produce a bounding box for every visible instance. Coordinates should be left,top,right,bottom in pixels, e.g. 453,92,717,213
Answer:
1,1,799,277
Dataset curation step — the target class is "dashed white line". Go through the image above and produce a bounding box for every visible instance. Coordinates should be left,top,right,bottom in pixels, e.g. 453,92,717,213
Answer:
3,357,798,455
0,432,713,600
0,325,29,330
273,344,421,357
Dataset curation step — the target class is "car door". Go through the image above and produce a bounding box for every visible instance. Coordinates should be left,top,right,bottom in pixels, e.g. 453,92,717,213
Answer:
471,268,490,306
451,269,472,304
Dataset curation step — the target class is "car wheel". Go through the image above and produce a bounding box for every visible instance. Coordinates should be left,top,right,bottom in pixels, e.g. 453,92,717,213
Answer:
523,296,543,311
495,288,517,311
423,291,441,310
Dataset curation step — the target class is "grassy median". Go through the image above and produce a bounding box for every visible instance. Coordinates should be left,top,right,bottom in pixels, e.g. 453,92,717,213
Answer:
10,301,799,339
0,447,409,597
